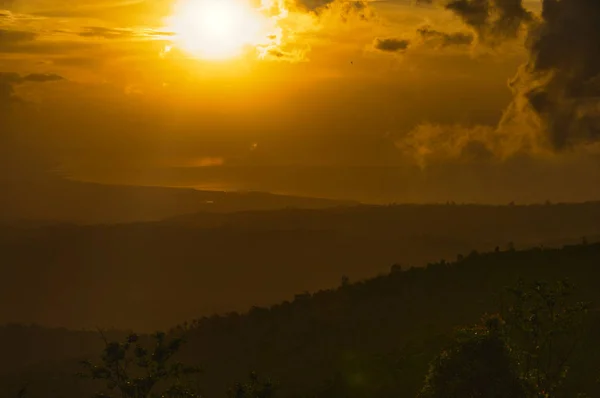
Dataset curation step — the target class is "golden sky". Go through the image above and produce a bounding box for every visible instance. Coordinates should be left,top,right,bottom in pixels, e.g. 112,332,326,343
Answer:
1,0,600,203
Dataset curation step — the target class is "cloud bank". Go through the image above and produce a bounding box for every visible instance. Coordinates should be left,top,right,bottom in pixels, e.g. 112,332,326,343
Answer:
400,0,600,165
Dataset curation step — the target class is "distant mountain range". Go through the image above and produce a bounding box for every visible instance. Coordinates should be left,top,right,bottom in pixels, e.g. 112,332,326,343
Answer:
0,177,357,225
1,201,600,331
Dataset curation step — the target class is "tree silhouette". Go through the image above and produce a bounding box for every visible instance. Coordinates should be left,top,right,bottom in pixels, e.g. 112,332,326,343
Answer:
227,372,276,398
421,279,591,398
78,331,200,398
419,315,527,398
503,280,590,397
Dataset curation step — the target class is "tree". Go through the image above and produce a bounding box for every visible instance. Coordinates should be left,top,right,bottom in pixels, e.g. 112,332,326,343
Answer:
390,263,402,274
419,314,527,398
227,372,276,398
341,275,350,287
503,280,590,397
420,279,591,398
78,331,201,398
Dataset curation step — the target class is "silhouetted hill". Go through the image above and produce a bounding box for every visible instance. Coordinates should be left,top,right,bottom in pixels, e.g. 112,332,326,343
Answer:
164,202,600,243
2,202,600,331
0,177,356,225
1,243,599,397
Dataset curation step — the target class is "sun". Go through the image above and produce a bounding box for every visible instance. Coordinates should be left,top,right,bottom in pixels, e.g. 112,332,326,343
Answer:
167,0,272,60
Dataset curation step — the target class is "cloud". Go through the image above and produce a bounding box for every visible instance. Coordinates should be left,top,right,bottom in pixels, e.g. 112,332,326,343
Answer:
400,0,600,165
0,28,37,49
416,25,474,48
260,44,310,62
0,71,65,106
444,0,532,43
76,26,176,40
397,123,508,167
21,73,64,82
0,72,64,84
27,0,171,25
293,0,339,12
338,1,373,21
0,73,24,108
0,77,19,105
78,26,136,39
374,37,410,52
500,0,600,150
293,0,373,19
183,157,225,167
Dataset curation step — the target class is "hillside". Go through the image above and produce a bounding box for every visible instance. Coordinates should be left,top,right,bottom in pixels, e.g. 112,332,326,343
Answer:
163,202,600,243
0,243,599,397
2,202,600,331
0,177,355,225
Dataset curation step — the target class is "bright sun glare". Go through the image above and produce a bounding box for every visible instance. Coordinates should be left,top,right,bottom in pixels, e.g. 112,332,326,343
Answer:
167,0,273,60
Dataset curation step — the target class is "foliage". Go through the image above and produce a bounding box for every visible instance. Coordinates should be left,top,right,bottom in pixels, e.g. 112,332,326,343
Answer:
3,243,600,398
421,279,591,398
226,372,275,398
503,280,591,397
419,314,527,398
77,331,201,398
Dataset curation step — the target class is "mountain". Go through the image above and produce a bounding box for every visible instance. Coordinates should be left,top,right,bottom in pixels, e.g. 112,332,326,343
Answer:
0,176,356,225
1,202,600,331
162,202,600,243
1,243,599,398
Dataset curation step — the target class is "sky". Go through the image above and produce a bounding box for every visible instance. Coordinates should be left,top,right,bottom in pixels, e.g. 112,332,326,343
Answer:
1,0,600,204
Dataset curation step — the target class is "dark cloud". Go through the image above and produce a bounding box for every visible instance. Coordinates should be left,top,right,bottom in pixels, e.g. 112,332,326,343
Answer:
0,72,64,84
0,72,21,106
410,0,600,161
0,28,37,48
261,46,306,62
0,72,21,83
21,73,64,83
374,37,410,52
76,26,175,41
339,1,372,21
445,0,532,43
0,71,64,106
268,49,286,58
145,30,176,37
78,26,135,39
51,56,104,67
0,79,17,103
293,0,371,17
503,0,600,149
294,0,337,11
416,26,474,47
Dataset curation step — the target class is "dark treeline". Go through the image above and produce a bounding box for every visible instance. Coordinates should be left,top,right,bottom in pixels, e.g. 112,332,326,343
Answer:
1,242,599,397
2,202,600,331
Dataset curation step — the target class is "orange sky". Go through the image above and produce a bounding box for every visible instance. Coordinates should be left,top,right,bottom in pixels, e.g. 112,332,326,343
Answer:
2,0,600,203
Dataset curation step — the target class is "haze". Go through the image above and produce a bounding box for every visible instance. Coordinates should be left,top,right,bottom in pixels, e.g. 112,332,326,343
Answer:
3,0,599,204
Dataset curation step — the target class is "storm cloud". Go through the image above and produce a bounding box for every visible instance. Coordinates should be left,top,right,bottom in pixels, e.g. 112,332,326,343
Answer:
416,26,474,47
445,0,532,43
502,0,600,149
294,0,370,16
404,0,600,162
374,37,410,52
